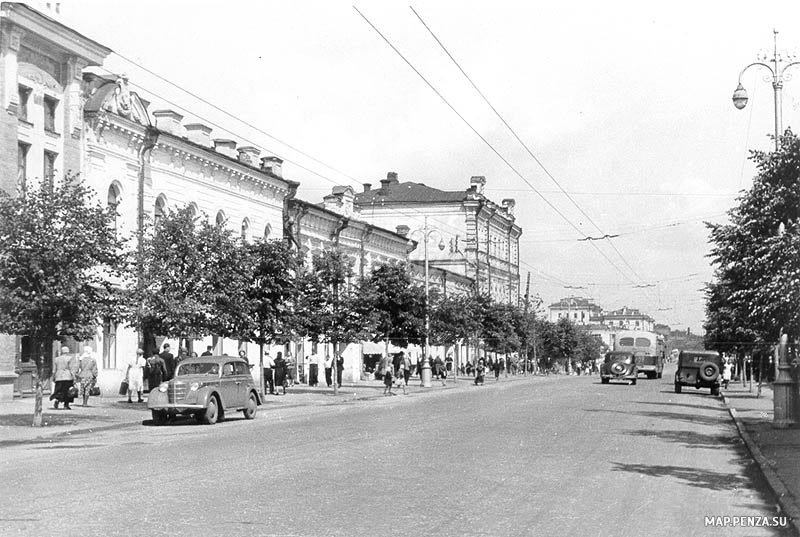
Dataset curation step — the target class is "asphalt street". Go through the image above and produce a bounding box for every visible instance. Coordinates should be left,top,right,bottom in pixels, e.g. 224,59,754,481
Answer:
0,364,792,537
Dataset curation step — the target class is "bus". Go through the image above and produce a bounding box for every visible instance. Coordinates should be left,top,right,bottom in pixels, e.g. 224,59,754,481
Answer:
613,330,665,379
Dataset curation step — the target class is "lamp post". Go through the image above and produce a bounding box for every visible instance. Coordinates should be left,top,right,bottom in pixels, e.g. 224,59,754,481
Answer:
773,222,798,428
411,216,445,388
732,29,800,151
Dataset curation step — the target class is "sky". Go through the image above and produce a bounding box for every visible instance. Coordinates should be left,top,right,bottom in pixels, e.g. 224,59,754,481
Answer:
38,0,800,333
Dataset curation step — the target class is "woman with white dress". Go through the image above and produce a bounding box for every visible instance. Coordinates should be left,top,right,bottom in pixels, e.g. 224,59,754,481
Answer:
127,348,146,403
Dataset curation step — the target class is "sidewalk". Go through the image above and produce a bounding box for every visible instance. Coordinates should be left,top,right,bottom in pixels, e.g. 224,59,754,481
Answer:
721,381,800,535
0,373,518,447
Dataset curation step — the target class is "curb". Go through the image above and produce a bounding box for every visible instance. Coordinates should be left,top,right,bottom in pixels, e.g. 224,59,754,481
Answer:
723,393,800,536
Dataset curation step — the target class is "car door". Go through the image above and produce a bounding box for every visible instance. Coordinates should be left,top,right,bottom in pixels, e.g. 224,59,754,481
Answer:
219,362,239,409
232,361,250,406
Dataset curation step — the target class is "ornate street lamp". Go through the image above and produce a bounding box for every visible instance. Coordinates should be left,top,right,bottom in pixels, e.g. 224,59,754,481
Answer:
732,29,800,150
411,216,445,388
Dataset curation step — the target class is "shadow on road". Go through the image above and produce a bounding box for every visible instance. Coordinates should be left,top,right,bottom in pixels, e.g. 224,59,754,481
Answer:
624,428,738,449
633,401,727,413
0,412,120,427
610,461,750,491
584,408,724,427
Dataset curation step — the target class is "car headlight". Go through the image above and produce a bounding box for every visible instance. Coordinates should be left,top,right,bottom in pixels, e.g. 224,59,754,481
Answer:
189,382,200,391
158,383,168,392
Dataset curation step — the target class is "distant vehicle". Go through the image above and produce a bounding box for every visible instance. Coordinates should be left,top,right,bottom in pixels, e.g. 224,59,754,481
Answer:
674,350,723,396
614,330,664,379
148,355,261,425
600,351,638,385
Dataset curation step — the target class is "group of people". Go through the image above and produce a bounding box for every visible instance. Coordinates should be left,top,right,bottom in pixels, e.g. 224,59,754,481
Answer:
49,345,99,409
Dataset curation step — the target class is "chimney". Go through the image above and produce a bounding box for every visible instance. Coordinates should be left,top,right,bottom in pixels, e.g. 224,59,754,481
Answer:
387,171,398,183
260,156,283,177
470,175,486,194
152,109,184,136
213,139,237,158
184,123,213,147
237,146,260,166
396,225,409,237
501,198,516,217
363,183,372,192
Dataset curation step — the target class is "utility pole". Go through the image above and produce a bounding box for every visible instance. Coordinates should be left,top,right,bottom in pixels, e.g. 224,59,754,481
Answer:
523,272,530,376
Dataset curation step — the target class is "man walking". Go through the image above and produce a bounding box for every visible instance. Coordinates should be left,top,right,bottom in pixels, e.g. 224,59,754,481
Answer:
263,351,275,395
160,343,176,381
324,354,333,388
309,351,320,387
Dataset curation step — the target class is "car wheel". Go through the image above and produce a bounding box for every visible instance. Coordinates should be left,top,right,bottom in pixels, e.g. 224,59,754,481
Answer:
151,410,167,425
601,377,609,384
698,362,720,382
201,396,219,425
242,392,258,420
674,382,682,394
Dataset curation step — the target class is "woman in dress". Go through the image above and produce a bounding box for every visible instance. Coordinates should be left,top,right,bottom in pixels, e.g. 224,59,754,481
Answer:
273,351,287,395
474,358,486,386
127,348,146,403
380,354,393,396
77,346,98,406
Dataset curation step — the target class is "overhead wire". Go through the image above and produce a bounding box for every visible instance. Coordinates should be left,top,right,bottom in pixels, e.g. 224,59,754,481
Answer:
353,6,636,287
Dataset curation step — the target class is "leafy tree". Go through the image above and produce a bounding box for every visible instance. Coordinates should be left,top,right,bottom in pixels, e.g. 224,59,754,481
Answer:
239,239,303,372
362,262,426,351
128,207,251,354
0,175,128,426
429,293,480,358
483,301,521,359
706,130,800,352
298,250,370,393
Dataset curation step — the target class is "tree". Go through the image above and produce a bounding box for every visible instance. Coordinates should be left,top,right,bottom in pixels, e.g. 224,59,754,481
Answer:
298,250,371,394
362,262,426,351
239,239,303,379
128,207,251,354
0,175,128,426
429,293,480,361
706,130,800,352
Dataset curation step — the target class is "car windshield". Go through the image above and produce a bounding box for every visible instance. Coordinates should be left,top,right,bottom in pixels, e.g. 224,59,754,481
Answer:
177,363,219,376
605,353,632,363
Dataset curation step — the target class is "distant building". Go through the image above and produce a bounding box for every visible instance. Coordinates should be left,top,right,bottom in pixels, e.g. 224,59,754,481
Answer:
547,297,602,325
599,306,655,332
353,172,521,304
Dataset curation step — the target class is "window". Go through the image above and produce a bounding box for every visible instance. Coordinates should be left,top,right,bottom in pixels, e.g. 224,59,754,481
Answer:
264,223,272,239
17,142,29,191
215,211,226,226
18,86,31,123
241,218,250,241
43,150,57,183
43,95,58,132
154,195,167,227
108,183,122,233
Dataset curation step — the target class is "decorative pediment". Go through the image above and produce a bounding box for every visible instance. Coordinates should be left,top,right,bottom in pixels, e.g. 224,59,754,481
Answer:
18,62,62,92
84,75,151,127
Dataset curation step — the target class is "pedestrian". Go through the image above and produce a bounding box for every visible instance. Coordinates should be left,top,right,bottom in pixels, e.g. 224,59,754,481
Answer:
494,357,502,381
380,353,394,396
722,359,733,390
160,343,176,381
445,354,453,375
238,348,249,366
190,351,199,358
146,352,167,393
126,348,146,403
465,359,473,376
274,351,287,395
201,345,213,356
286,352,296,387
434,355,447,386
309,351,320,386
50,345,78,410
324,354,333,387
263,351,275,395
335,354,344,388
76,346,99,407
474,358,486,386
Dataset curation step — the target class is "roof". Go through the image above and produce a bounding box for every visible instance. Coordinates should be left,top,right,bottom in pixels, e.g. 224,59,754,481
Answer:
548,297,601,309
354,181,468,205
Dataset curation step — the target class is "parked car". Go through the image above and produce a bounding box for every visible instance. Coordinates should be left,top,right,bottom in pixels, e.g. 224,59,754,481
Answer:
600,351,638,385
148,355,261,425
674,350,723,396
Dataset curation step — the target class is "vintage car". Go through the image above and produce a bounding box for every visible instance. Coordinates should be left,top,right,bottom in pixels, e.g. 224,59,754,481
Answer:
600,351,638,385
674,350,723,396
147,355,261,425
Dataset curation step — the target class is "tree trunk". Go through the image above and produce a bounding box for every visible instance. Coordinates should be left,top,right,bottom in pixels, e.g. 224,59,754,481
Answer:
32,345,44,427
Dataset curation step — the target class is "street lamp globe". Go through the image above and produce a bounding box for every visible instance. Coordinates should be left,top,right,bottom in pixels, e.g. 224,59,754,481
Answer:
732,83,749,110
437,238,446,251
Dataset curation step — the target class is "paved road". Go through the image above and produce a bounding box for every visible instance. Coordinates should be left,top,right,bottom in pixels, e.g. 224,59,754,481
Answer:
1,365,792,536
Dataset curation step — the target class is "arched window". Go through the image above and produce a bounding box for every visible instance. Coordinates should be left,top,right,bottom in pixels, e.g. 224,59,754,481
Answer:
154,194,167,228
263,223,272,239
216,210,226,227
186,202,198,220
241,218,250,242
107,182,122,232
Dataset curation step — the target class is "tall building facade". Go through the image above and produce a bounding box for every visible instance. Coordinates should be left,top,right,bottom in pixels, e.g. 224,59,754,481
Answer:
353,172,521,304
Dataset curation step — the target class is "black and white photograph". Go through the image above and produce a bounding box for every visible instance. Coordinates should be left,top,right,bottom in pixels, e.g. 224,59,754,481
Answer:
0,1,799,535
